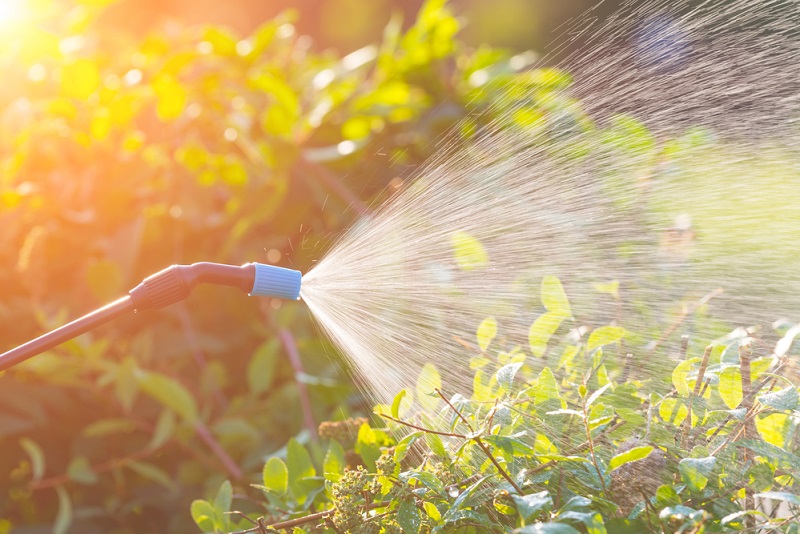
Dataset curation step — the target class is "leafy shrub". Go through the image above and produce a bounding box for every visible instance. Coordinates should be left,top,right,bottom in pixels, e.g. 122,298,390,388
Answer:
194,276,800,533
0,1,568,532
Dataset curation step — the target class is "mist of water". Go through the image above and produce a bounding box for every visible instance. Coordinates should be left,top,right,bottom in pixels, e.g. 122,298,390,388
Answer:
300,0,800,413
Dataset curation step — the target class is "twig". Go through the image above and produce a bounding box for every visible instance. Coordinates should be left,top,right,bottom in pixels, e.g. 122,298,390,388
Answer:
684,344,713,448
376,412,468,439
739,344,756,529
648,288,724,353
279,329,318,441
195,421,243,479
264,501,389,531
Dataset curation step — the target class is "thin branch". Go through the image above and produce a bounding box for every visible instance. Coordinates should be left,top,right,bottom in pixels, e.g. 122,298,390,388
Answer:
375,411,468,439
194,421,243,479
279,329,318,441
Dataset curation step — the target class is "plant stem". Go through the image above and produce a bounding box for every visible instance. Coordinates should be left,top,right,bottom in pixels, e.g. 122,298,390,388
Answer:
279,329,318,441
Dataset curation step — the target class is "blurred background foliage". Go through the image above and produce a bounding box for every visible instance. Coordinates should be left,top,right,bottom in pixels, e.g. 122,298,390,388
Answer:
0,0,595,532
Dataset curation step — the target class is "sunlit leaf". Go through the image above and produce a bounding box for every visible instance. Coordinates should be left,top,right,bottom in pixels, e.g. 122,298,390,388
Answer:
477,316,498,352
679,457,716,492
137,372,198,422
512,491,552,520
608,446,653,471
529,312,564,357
53,487,73,534
541,276,571,317
323,440,345,481
262,457,288,494
586,326,625,354
718,367,743,409
451,231,488,270
19,438,45,482
416,363,442,411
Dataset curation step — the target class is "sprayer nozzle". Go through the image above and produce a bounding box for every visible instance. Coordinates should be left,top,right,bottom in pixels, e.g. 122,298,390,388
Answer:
249,263,302,300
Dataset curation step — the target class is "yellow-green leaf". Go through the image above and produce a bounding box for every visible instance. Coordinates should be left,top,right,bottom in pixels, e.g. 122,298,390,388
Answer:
137,372,198,422
529,312,564,357
719,367,743,409
416,363,442,411
262,457,288,494
451,231,488,270
476,316,498,352
609,445,654,471
586,326,625,354
541,276,571,317
672,358,699,398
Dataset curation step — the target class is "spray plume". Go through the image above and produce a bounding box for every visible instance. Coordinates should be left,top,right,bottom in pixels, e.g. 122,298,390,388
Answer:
300,0,800,415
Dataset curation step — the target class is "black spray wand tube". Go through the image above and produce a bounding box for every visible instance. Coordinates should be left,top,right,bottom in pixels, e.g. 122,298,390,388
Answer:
0,262,302,373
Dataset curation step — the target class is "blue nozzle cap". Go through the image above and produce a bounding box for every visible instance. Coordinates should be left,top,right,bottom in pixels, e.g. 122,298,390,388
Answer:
249,263,302,300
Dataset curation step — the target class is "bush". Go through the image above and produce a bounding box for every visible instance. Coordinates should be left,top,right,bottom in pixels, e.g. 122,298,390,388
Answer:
195,276,800,533
0,1,557,532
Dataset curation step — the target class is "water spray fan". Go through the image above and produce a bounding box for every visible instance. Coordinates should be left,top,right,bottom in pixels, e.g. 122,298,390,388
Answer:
0,262,302,372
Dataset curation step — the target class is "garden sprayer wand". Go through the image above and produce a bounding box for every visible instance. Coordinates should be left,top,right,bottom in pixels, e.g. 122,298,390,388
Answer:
0,262,302,372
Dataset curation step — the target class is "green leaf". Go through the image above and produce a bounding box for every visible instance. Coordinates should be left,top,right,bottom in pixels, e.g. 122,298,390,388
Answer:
672,359,697,397
514,523,581,534
247,339,279,395
147,410,175,450
738,439,800,472
754,491,800,506
214,480,232,513
720,510,769,526
757,386,799,411
67,456,98,485
477,316,498,351
392,389,411,419
323,440,345,481
355,423,381,471
585,383,611,407
678,457,716,492
416,363,442,412
19,438,45,482
451,231,488,270
127,461,175,490
608,446,653,471
137,372,198,422
529,312,565,357
287,438,315,502
512,490,552,520
586,326,625,354
83,418,137,438
190,499,217,532
53,486,73,534
401,470,445,496
423,501,441,521
262,457,288,494
398,499,421,533
535,367,561,405
497,362,523,393
541,276,571,317
425,432,448,459
718,367,743,409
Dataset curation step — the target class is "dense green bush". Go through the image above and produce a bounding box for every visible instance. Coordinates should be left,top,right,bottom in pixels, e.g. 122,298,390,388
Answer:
194,276,800,533
0,1,561,532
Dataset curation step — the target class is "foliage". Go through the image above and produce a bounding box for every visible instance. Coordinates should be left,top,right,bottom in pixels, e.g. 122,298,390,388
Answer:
0,0,571,532
199,275,800,533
